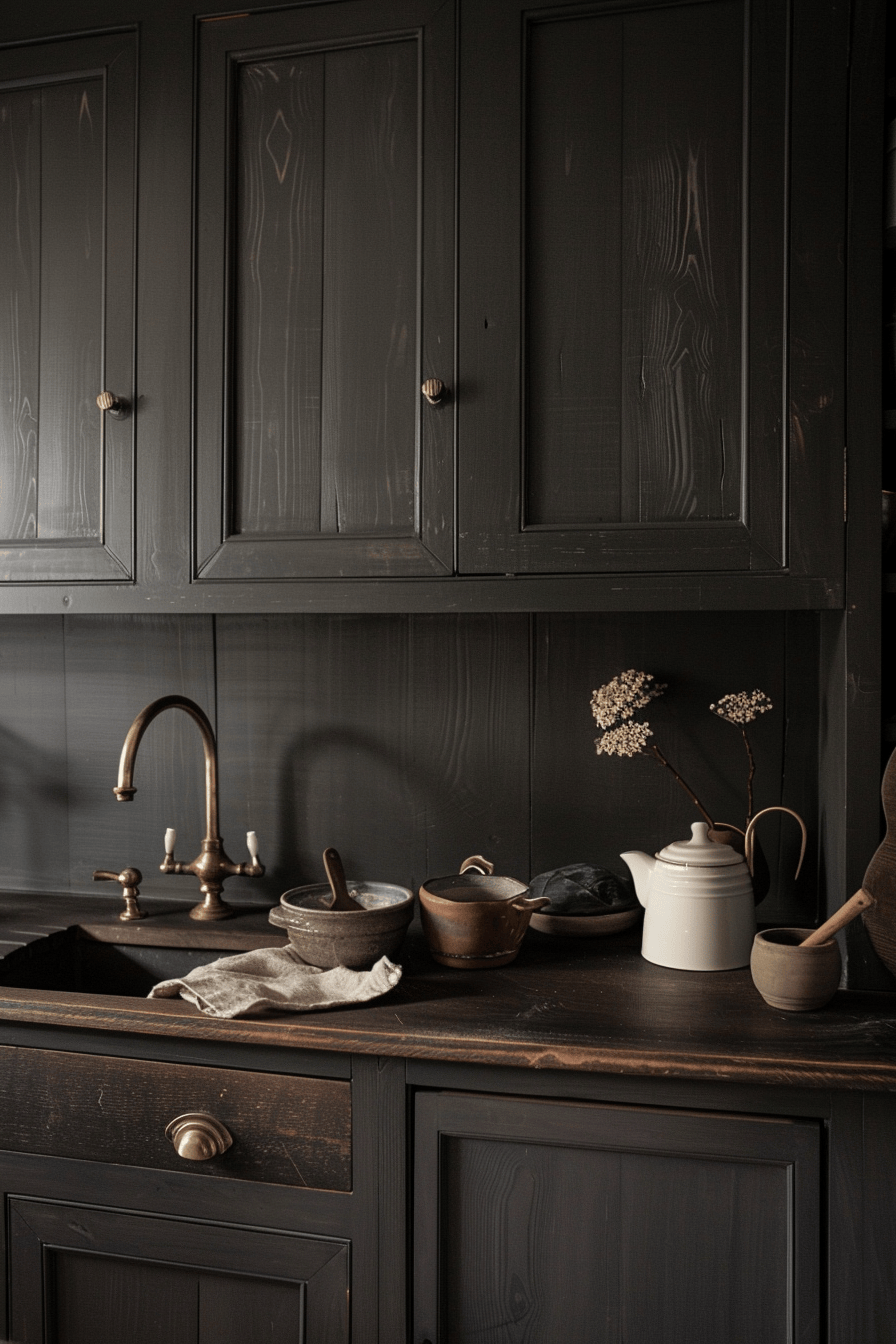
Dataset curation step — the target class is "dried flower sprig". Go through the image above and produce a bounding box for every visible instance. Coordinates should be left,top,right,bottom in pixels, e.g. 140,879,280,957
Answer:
591,670,715,827
709,690,773,823
590,669,666,730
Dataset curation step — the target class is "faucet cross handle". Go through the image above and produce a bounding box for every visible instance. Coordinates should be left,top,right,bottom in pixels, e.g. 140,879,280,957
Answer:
240,830,264,877
161,827,187,875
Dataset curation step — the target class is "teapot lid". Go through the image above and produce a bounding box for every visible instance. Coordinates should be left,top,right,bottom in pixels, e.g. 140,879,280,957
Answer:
657,822,745,867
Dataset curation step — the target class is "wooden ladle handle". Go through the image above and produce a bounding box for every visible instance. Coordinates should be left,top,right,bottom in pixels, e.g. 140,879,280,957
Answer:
800,889,874,947
322,847,362,911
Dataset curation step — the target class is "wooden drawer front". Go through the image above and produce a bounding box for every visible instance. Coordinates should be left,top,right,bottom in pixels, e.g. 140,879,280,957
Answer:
0,1046,351,1191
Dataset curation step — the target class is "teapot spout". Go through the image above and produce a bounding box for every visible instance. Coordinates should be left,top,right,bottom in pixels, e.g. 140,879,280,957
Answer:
620,851,655,908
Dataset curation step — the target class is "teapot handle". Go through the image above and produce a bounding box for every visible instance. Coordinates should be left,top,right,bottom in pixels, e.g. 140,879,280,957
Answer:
460,854,495,876
744,807,808,884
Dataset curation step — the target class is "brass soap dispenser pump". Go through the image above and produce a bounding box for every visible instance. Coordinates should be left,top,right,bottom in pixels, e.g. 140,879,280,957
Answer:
114,694,264,920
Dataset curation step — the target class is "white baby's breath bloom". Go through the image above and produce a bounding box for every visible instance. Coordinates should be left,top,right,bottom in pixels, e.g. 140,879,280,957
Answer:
709,690,773,725
590,669,666,730
594,721,653,757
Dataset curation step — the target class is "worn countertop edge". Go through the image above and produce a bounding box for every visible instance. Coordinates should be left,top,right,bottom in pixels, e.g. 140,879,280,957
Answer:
2,990,895,1091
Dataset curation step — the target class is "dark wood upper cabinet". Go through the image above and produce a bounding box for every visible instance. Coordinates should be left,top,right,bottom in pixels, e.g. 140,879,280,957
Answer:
193,0,455,581
0,0,854,604
457,0,846,577
0,31,136,585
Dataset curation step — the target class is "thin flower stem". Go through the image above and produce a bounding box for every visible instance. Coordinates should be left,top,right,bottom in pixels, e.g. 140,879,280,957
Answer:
648,744,715,828
741,726,756,824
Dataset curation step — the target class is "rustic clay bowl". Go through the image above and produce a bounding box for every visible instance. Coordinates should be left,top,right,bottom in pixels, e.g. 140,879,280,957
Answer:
269,881,414,969
419,872,549,969
750,927,842,1011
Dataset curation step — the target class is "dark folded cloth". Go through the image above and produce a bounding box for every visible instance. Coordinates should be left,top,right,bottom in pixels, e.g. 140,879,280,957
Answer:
529,864,637,917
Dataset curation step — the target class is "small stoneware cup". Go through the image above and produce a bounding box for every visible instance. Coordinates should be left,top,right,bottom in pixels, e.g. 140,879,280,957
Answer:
750,927,842,1011
419,857,549,969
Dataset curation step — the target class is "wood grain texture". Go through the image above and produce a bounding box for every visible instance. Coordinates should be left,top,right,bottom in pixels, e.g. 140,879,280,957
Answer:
321,39,418,535
415,1092,819,1344
4,923,896,1090
457,0,796,576
525,14,623,525
195,0,453,582
36,77,104,540
233,54,324,535
620,1,743,525
9,1198,349,1344
214,613,530,903
530,611,811,918
0,29,136,584
0,616,69,892
0,85,40,541
0,1044,352,1189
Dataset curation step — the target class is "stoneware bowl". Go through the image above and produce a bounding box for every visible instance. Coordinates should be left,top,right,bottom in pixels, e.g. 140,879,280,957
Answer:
750,927,842,1011
269,881,414,969
419,871,549,969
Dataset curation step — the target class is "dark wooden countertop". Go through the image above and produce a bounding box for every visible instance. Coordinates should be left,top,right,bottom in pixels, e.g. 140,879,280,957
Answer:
1,892,896,1090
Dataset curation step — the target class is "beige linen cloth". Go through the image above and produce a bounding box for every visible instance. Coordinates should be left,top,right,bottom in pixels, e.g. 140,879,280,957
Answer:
148,946,402,1019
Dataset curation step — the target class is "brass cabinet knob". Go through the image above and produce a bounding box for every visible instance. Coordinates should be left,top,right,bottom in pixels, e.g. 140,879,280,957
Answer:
96,390,131,419
421,377,446,405
165,1112,233,1161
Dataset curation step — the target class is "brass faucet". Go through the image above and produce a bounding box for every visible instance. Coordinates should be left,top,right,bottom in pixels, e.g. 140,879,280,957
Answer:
113,694,264,921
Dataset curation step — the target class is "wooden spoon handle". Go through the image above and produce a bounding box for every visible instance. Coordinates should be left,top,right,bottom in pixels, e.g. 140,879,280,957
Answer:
800,889,874,947
322,847,360,911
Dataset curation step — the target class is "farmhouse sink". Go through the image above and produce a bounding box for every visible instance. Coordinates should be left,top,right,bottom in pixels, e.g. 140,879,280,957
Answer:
0,910,285,998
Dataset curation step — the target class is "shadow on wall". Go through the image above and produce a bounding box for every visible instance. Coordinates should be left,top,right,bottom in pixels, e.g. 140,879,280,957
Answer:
0,724,71,891
271,724,489,898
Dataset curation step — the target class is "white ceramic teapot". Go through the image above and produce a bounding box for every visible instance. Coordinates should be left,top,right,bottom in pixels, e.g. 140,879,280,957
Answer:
621,822,756,971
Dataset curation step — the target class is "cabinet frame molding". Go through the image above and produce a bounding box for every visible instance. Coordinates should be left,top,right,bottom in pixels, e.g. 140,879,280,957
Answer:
193,0,456,583
0,31,137,586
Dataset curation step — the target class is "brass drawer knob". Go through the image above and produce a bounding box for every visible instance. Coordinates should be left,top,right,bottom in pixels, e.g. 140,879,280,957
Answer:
421,377,446,405
165,1112,233,1161
96,389,131,419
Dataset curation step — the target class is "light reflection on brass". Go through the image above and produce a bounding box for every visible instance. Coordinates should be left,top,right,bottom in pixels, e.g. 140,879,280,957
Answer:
93,865,145,921
113,694,264,920
165,1111,233,1161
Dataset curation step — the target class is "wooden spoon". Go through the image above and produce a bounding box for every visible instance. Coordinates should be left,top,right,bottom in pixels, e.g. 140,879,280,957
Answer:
322,847,363,911
800,889,874,947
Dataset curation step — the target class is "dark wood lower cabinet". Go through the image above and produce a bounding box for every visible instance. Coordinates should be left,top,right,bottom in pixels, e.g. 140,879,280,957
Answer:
7,1198,348,1343
414,1092,821,1344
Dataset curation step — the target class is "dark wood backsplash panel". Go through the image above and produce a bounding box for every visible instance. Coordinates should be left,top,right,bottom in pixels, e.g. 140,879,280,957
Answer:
214,614,530,900
0,617,69,894
531,612,820,922
0,612,818,920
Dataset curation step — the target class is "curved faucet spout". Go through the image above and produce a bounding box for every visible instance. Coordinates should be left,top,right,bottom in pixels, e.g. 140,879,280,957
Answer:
115,694,220,842
113,694,263,921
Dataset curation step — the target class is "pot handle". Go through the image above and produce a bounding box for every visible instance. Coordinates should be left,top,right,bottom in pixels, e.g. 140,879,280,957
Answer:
511,896,551,912
460,854,495,875
268,906,288,928
744,807,808,883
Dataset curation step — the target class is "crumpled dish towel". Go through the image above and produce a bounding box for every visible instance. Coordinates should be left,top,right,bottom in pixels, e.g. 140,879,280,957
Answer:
148,945,402,1019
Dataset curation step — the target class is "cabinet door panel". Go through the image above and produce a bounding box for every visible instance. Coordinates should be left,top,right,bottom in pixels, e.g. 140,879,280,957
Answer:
195,0,454,581
414,1093,820,1344
9,1198,347,1344
0,33,135,583
459,0,843,579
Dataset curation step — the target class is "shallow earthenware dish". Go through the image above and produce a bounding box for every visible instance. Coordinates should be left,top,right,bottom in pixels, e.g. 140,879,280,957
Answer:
529,907,642,937
269,881,414,969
